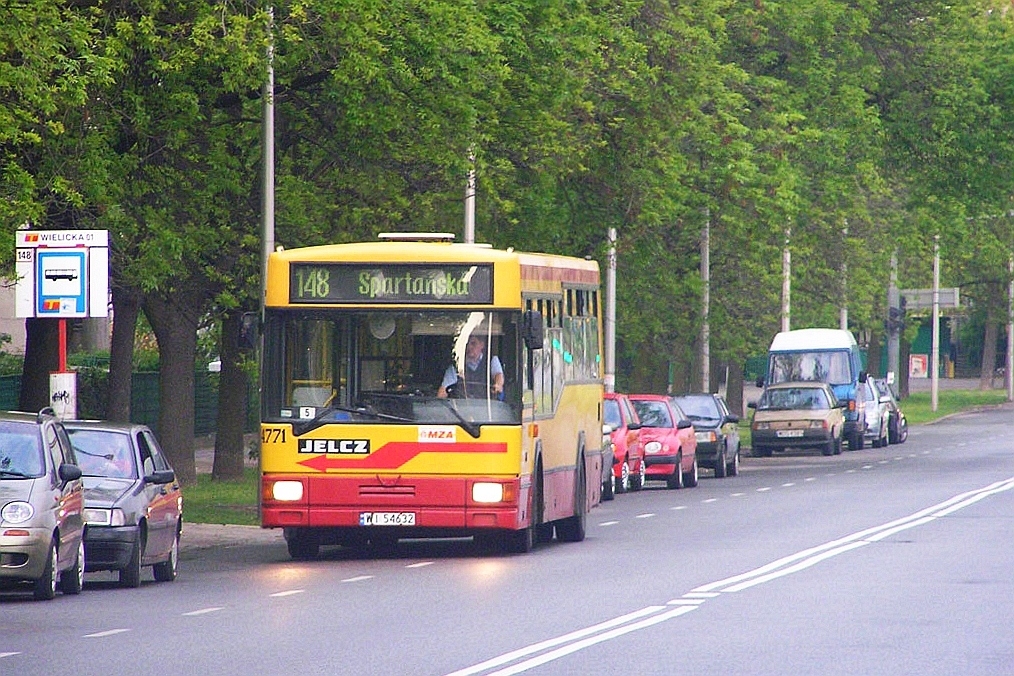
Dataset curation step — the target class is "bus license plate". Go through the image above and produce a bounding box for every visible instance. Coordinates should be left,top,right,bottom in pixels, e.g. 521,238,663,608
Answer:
360,512,416,527
776,429,804,438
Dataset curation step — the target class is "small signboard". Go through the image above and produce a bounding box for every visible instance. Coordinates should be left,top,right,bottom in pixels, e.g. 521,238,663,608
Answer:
910,354,929,379
15,230,108,318
900,287,960,311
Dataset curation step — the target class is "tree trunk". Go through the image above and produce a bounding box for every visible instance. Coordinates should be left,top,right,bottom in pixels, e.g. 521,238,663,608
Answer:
725,359,744,420
19,318,60,413
980,316,999,390
107,285,142,422
144,292,199,486
212,311,248,481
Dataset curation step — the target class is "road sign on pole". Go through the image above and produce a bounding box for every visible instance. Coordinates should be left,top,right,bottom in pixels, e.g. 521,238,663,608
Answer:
899,287,959,311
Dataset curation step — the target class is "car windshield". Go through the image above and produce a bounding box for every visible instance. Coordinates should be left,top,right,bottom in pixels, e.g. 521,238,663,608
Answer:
67,429,137,479
631,400,673,428
758,387,829,411
0,423,44,477
674,396,720,421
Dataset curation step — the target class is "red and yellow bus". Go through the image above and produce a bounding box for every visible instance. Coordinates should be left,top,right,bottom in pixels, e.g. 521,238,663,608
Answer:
257,233,606,557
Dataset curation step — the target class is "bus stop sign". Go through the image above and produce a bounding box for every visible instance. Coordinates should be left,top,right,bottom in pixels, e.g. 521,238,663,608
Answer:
15,230,109,318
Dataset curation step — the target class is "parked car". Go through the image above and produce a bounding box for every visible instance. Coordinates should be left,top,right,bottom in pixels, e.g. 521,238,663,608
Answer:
0,408,85,600
875,378,908,444
603,392,645,496
672,393,741,478
749,382,845,457
64,421,183,587
628,394,698,489
860,378,890,448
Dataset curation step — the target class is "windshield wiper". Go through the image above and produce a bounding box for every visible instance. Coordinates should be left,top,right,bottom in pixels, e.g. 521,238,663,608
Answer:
0,469,35,478
292,403,413,436
435,399,482,439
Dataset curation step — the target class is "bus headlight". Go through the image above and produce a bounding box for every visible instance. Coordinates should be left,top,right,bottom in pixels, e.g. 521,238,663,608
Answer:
272,481,304,502
472,482,504,503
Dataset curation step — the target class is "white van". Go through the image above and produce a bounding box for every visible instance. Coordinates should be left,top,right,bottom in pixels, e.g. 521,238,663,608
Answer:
758,328,868,451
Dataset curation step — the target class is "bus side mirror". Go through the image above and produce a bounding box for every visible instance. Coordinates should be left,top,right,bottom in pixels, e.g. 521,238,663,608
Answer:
523,310,544,350
238,311,260,350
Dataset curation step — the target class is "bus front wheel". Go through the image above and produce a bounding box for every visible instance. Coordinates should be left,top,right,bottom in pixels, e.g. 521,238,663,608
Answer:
285,528,320,560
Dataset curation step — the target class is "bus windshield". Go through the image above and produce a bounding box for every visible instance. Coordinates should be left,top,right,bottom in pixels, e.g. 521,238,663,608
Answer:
262,309,522,428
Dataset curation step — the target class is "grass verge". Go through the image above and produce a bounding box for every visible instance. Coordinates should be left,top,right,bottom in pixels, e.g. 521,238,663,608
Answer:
182,467,259,526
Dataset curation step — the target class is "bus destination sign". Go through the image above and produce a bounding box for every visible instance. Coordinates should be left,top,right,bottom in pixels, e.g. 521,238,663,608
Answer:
290,264,493,304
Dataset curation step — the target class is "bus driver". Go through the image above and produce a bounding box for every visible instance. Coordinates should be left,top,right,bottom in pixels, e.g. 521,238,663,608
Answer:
438,334,504,399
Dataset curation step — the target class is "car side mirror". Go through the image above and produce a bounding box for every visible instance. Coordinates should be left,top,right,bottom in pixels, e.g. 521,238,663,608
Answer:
603,423,616,434
859,371,868,383
747,401,758,409
627,422,641,431
727,414,740,424
58,463,82,482
755,376,765,388
676,419,692,430
145,469,176,485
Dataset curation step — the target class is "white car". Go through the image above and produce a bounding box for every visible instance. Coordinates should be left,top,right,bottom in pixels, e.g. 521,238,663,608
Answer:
860,378,890,448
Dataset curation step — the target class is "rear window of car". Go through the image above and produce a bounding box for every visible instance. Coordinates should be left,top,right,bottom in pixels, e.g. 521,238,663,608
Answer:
0,422,45,477
675,396,720,420
604,399,622,427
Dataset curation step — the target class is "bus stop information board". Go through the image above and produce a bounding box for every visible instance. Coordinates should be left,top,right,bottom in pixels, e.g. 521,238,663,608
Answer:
15,230,109,318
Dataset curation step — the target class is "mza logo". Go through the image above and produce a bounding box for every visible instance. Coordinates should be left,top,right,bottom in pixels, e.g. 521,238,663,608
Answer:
298,439,369,454
418,426,456,443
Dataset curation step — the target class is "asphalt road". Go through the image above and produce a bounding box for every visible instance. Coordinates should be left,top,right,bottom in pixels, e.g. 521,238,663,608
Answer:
4,404,1014,676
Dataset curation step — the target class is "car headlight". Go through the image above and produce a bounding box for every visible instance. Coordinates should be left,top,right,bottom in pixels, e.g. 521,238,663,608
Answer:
83,508,127,526
1,501,34,524
695,431,717,443
644,441,663,454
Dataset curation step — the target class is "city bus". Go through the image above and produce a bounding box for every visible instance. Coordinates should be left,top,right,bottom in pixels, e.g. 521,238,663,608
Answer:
255,233,606,557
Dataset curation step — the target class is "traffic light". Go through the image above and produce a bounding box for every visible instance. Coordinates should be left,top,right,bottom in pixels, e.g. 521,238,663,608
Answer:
887,297,907,332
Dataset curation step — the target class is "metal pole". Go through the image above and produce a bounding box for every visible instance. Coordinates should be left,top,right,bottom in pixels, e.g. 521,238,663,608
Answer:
701,208,710,392
840,222,848,330
261,6,275,313
782,225,791,332
604,228,617,394
464,148,475,244
887,250,900,382
931,235,940,411
1007,254,1013,401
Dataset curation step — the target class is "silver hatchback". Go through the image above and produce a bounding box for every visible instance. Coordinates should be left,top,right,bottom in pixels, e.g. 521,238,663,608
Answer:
0,409,86,600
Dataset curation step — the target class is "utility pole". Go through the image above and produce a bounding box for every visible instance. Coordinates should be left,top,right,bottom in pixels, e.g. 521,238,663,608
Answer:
782,225,791,332
464,148,475,244
605,228,617,394
261,5,275,314
886,250,902,383
701,208,710,392
1008,254,1013,402
931,235,940,411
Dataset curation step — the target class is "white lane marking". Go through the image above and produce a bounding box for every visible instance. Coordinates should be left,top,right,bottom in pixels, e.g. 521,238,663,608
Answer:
782,483,795,487
84,629,130,638
444,606,668,676
406,561,435,569
878,460,889,465
635,513,655,519
895,457,904,461
270,590,305,597
342,575,374,583
0,653,20,659
670,505,687,511
805,477,816,482
183,607,224,616
484,607,698,676
731,492,746,497
599,521,619,526
757,487,771,492
703,498,718,504
443,476,1014,676
861,465,873,470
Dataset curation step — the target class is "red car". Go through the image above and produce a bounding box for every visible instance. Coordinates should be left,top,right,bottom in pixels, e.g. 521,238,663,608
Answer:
628,394,698,489
603,392,645,497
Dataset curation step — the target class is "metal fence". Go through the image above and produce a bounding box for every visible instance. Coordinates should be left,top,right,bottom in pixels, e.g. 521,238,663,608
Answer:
0,371,258,437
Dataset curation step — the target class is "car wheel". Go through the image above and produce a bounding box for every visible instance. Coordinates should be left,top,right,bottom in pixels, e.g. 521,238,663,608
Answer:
683,455,699,488
33,539,58,601
630,459,645,492
834,434,843,455
59,538,84,595
120,536,144,588
666,454,684,489
153,527,180,582
617,460,630,494
714,446,728,478
822,438,835,456
848,432,863,451
728,447,740,476
601,469,615,501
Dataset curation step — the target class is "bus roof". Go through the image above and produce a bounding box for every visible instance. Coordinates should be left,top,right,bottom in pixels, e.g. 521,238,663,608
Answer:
769,328,857,352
